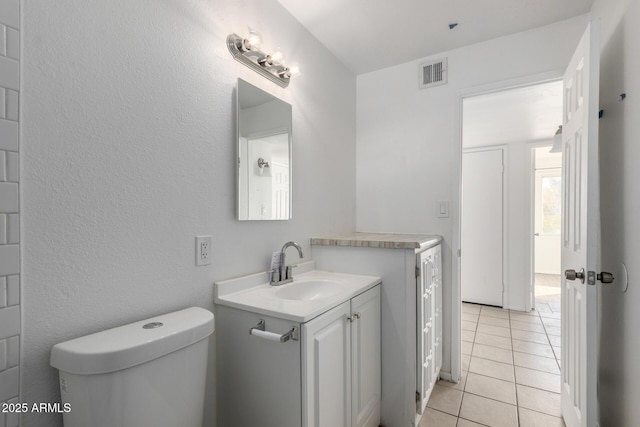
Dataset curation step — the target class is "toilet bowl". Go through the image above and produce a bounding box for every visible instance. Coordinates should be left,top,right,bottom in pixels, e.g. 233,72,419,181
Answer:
50,307,214,427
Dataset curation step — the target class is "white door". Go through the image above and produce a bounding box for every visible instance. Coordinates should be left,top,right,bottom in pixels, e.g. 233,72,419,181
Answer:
271,161,290,220
351,286,381,427
461,149,504,306
302,301,351,427
561,21,600,427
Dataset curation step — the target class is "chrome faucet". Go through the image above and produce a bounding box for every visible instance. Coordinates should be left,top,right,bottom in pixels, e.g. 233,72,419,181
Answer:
270,241,304,286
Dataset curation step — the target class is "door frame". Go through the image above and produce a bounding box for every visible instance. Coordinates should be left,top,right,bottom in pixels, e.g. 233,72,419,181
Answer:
450,70,564,383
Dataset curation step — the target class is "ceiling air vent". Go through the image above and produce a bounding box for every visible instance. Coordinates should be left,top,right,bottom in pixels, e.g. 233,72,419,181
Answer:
419,58,447,89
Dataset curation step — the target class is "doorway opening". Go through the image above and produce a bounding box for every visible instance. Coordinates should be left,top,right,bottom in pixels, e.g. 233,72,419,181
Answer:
532,146,562,316
460,79,563,311
433,79,566,425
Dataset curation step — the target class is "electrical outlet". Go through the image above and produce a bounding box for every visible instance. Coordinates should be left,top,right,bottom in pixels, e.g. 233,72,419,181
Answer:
196,235,213,266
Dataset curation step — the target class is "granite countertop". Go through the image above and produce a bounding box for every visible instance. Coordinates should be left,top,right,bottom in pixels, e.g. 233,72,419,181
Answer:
310,232,442,250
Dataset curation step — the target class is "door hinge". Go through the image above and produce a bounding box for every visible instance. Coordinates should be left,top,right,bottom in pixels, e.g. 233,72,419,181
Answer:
457,249,461,258
416,391,420,402
415,266,420,278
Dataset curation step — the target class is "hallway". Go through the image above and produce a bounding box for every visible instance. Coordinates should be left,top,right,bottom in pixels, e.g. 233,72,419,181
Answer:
421,303,563,426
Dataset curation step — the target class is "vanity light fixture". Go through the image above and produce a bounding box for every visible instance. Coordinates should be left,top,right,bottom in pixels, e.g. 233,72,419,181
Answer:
549,125,563,153
227,29,300,88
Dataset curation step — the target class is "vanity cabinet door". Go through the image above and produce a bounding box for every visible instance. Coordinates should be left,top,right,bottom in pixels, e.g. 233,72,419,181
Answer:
433,245,443,375
351,286,381,427
416,247,435,415
302,301,351,427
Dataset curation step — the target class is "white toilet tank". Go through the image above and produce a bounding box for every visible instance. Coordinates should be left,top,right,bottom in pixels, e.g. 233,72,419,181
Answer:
50,307,214,427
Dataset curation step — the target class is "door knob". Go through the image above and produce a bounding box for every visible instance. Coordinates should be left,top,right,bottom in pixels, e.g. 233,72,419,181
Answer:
586,271,615,285
598,272,615,283
565,268,585,283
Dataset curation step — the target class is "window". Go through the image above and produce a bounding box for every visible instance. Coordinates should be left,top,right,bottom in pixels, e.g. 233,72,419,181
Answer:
541,175,562,234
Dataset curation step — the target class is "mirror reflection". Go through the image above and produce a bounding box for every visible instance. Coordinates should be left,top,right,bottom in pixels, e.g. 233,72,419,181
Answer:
237,79,292,220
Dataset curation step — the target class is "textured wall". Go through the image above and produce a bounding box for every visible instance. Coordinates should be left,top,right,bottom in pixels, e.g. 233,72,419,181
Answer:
0,0,20,426
21,0,355,426
591,0,640,424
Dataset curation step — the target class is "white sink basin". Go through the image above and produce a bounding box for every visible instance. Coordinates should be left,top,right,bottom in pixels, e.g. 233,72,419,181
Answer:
214,263,381,322
274,280,345,301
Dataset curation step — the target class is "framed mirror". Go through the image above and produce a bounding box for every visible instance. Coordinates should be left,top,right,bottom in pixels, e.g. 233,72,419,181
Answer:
236,79,292,220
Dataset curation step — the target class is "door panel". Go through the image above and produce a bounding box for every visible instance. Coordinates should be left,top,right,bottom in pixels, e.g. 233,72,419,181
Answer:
302,302,351,427
416,248,434,415
351,286,381,427
561,21,600,427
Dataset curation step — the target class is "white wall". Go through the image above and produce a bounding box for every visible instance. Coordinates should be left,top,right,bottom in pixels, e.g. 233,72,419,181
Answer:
0,1,20,425
356,15,589,372
21,1,355,426
590,0,640,424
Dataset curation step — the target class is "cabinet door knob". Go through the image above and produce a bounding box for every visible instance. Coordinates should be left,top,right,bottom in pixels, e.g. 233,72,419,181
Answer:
347,313,361,322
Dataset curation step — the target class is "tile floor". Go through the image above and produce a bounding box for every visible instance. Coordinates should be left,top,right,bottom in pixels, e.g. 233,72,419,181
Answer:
534,273,561,288
421,300,564,427
534,274,561,319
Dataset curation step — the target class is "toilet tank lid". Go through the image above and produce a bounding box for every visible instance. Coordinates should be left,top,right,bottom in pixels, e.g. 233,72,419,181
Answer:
50,307,214,375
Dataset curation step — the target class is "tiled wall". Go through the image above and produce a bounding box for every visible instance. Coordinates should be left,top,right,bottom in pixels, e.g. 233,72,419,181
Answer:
0,0,20,426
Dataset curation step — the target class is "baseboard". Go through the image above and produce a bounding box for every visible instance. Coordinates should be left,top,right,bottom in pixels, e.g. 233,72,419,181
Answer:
438,371,453,382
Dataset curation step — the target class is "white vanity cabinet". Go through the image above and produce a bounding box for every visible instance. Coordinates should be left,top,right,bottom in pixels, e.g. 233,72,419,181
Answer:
215,267,381,427
303,285,381,427
311,232,443,427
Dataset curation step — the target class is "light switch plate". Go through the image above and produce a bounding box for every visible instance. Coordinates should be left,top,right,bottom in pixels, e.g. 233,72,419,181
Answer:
437,201,449,218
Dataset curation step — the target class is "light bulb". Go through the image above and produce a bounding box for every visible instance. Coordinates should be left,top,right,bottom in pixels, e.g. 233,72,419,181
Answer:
243,28,263,51
278,65,300,79
288,64,301,76
270,49,285,64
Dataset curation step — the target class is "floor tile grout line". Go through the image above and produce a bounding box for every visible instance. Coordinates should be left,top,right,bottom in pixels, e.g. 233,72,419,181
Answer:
462,388,518,408
470,351,562,375
467,364,561,394
512,349,557,360
457,415,491,427
467,370,515,384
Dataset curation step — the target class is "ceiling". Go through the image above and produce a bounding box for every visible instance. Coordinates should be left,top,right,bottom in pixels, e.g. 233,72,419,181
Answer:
463,80,563,148
277,0,594,75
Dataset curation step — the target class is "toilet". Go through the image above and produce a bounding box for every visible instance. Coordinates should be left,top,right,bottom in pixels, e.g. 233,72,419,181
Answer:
50,307,214,427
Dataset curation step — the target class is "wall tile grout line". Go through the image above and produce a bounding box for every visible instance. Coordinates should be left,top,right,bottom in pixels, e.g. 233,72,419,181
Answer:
0,1,20,421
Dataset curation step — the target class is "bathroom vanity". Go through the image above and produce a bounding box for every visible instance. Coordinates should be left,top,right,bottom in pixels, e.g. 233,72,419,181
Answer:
311,232,443,427
214,263,381,427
